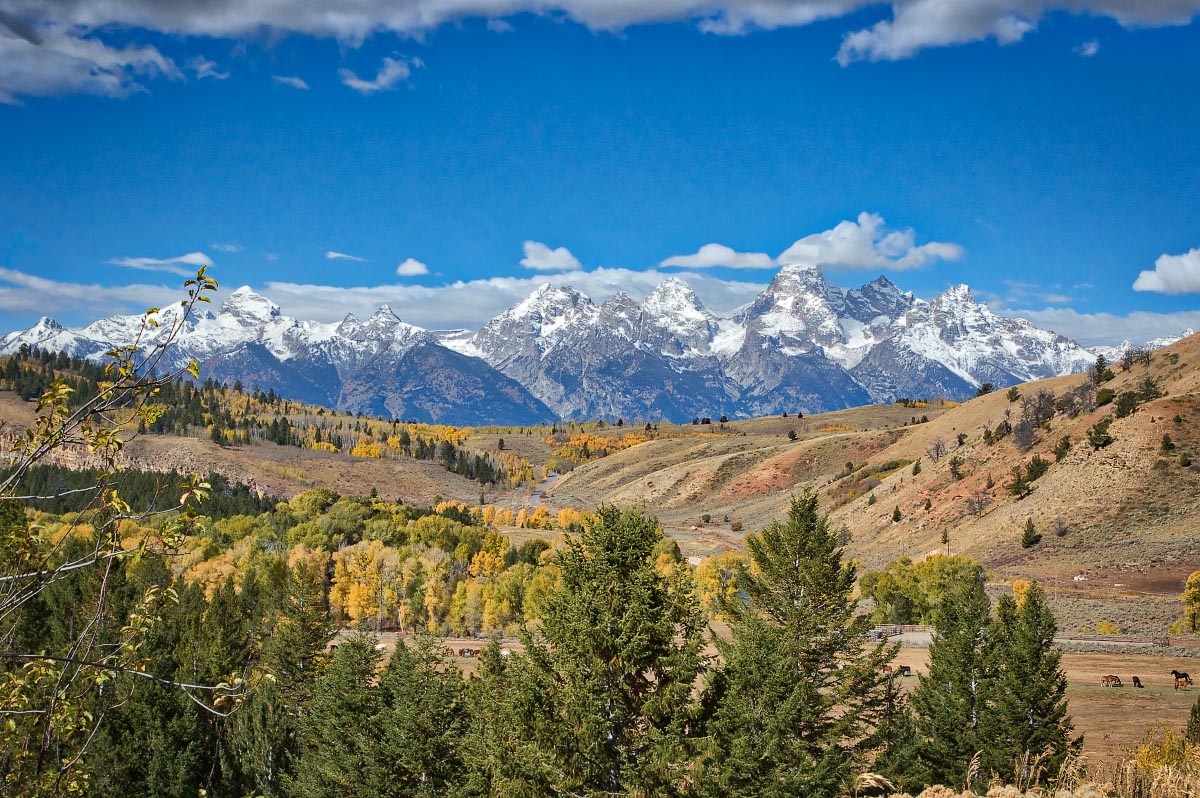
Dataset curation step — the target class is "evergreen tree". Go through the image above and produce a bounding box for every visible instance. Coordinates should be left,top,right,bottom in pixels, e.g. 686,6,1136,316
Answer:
1187,693,1200,745
909,574,992,790
481,506,704,797
698,490,895,798
287,633,385,798
983,584,1079,783
1020,518,1042,549
224,559,331,797
377,635,467,796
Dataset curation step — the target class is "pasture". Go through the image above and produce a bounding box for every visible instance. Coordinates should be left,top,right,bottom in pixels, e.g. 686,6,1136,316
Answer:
891,647,1198,762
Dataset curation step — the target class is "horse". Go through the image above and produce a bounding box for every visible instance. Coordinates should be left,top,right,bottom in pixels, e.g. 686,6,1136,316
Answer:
1101,674,1122,687
1170,669,1192,684
1132,676,1144,688
898,665,913,677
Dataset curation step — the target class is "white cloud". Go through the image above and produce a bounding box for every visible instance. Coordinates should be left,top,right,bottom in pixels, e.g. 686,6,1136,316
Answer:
833,1,1200,65
660,243,774,270
1075,39,1100,57
520,241,582,272
325,250,366,262
777,212,963,271
107,251,213,277
0,267,184,318
1010,305,1200,348
272,74,309,90
252,268,766,330
188,55,229,79
1133,247,1200,294
396,258,430,276
5,3,1199,101
486,18,515,32
339,56,420,95
0,19,180,104
210,242,243,253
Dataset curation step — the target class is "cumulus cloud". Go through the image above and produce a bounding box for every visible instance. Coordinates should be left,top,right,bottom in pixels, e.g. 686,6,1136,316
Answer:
325,250,366,262
520,241,583,272
777,212,963,271
4,3,1200,101
1075,39,1100,57
272,74,309,90
1132,247,1200,295
0,18,180,104
107,251,213,277
188,55,228,79
396,258,429,276
660,243,774,270
339,56,420,95
834,1,1199,65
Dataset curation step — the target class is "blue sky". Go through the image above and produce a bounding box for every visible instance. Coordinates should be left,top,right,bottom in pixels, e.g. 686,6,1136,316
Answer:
1,1,1199,345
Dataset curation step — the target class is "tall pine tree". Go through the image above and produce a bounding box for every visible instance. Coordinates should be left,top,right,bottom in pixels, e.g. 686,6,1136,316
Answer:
478,506,704,797
983,583,1079,783
698,490,895,798
908,573,993,790
286,632,384,798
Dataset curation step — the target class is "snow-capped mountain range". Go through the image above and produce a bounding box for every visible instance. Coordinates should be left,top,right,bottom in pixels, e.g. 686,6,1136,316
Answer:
2,265,1183,425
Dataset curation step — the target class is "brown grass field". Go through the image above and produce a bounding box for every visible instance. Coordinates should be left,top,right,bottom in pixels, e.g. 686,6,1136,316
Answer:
890,646,1199,762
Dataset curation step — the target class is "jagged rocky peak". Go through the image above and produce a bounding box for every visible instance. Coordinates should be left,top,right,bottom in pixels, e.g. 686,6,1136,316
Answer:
845,275,914,322
935,284,976,305
599,291,640,317
365,304,407,330
219,286,281,322
29,316,65,333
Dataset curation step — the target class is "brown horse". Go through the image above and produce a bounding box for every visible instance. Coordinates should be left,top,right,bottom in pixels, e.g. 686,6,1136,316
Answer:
1170,670,1193,689
1132,676,1144,688
1101,674,1122,687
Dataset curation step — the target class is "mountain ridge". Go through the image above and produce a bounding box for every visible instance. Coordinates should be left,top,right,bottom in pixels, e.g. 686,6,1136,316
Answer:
3,268,1186,425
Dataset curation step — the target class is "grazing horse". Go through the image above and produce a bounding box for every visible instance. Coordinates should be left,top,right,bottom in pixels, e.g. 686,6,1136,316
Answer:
1132,676,1144,688
898,665,913,677
1101,674,1122,687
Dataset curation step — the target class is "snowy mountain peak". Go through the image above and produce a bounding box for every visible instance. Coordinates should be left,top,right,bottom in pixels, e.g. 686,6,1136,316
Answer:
220,286,280,322
937,284,975,304
367,305,404,326
645,277,706,313
30,317,65,333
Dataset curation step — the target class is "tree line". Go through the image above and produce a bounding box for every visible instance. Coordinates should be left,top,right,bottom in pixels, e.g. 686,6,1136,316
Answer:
3,488,1093,797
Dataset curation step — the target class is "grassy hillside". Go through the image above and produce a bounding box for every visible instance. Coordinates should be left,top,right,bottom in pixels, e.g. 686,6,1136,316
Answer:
5,337,1198,614
548,335,1200,606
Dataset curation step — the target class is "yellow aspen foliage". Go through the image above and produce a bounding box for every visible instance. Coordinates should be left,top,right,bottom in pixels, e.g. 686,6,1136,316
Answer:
448,580,485,634
654,551,679,580
1012,576,1034,608
556,507,584,530
423,582,445,631
514,508,528,529
309,441,338,453
469,549,505,580
693,552,743,618
491,507,516,526
349,438,382,458
521,506,553,530
482,505,497,525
